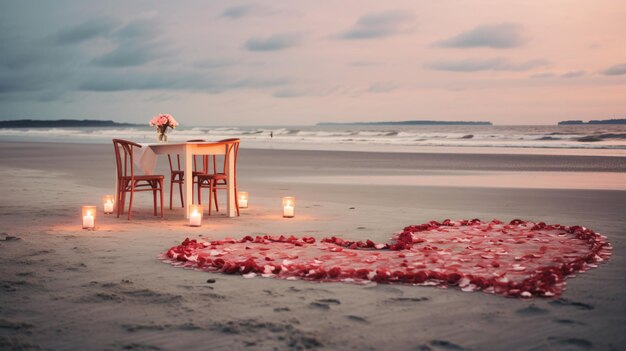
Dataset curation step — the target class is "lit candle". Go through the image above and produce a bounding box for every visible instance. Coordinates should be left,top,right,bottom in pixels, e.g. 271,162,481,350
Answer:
189,204,202,227
282,197,295,218
102,195,114,214
238,191,249,209
82,206,96,229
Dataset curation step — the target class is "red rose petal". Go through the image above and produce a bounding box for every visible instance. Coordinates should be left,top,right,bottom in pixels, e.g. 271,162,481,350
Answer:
161,220,612,299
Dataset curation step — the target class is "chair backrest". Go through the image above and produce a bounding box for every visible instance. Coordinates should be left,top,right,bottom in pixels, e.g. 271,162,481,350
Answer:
216,138,240,183
167,139,207,173
187,139,208,173
112,139,141,180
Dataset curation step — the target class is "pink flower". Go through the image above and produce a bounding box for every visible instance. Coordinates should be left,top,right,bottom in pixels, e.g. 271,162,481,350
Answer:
167,115,178,128
150,113,179,130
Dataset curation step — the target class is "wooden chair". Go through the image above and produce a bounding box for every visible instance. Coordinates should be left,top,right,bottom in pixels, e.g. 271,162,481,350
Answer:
196,138,240,216
113,139,164,220
167,139,209,209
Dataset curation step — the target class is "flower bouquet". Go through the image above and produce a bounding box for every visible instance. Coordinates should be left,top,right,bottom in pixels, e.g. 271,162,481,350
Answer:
149,113,178,143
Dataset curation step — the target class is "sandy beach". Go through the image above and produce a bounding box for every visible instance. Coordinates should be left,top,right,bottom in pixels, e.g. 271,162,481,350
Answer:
0,141,624,350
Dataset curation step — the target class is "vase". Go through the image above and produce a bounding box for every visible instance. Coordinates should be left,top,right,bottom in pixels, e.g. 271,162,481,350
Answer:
157,127,168,143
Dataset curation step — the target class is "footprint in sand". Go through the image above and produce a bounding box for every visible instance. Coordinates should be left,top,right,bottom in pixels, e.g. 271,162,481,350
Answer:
1,235,21,241
364,285,404,295
1,280,40,293
0,319,34,333
387,297,430,303
309,298,341,310
417,339,468,351
549,298,594,310
546,337,593,350
316,298,340,305
516,304,549,316
15,272,34,277
309,302,331,310
346,315,369,324
119,342,162,350
553,319,586,326
80,292,125,303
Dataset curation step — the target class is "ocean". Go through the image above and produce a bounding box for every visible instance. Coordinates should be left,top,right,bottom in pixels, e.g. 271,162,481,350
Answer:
1,124,625,156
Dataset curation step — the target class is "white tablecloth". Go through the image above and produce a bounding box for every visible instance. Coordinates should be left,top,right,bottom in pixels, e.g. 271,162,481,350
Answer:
135,143,160,175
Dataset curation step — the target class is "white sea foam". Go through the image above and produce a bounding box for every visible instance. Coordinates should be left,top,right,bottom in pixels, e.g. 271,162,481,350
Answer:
1,125,626,155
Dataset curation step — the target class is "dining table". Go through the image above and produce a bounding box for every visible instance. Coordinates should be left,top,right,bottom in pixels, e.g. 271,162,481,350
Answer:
118,141,237,218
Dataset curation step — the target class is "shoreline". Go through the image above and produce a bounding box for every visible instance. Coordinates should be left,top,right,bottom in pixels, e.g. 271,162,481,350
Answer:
2,133,626,158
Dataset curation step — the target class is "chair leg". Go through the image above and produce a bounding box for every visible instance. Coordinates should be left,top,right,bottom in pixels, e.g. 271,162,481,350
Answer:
169,178,174,210
119,185,127,218
116,187,121,218
178,181,184,208
160,180,164,219
153,186,157,216
117,189,123,218
197,181,202,205
128,188,134,220
213,186,219,212
208,181,214,216
234,186,240,217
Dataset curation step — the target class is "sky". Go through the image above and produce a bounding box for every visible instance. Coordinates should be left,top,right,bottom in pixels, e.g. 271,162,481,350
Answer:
0,0,625,126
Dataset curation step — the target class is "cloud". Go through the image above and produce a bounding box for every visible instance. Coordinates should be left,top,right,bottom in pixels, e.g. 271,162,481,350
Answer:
560,70,585,78
92,41,164,67
339,10,414,40
0,29,78,100
434,23,527,49
0,67,68,94
113,18,160,40
78,74,178,92
192,58,235,69
367,82,396,93
349,60,380,67
426,57,548,72
245,33,302,51
273,88,308,98
601,62,626,76
92,18,169,67
529,72,556,79
0,35,68,70
530,71,586,79
78,70,287,93
221,4,269,19
54,18,118,45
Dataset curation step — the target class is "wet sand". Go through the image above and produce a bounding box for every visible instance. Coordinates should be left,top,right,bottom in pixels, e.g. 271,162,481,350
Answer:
0,141,625,350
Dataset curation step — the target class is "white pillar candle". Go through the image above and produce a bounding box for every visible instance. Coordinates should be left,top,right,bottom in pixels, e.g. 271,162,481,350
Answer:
83,212,94,228
104,201,113,214
102,195,114,214
190,211,201,226
283,204,294,217
82,206,96,229
282,196,295,218
238,192,249,209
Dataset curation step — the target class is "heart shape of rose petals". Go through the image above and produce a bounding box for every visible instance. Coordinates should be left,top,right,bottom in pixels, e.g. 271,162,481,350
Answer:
162,219,612,298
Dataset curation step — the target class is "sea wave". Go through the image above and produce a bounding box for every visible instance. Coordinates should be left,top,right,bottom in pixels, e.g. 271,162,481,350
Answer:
1,125,626,151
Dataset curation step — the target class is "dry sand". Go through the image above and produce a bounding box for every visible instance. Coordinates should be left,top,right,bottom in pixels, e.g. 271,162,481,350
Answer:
0,142,625,350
